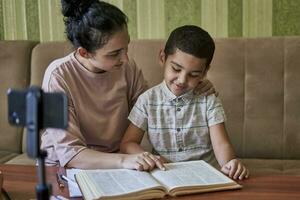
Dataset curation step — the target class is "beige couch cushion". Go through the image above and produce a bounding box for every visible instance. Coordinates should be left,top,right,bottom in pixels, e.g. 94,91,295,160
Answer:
4,153,35,165
127,39,165,87
241,159,300,175
0,41,37,163
208,37,300,160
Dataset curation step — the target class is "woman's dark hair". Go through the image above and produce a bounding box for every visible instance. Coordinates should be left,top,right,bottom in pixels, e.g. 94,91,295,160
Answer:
164,25,215,67
61,0,128,52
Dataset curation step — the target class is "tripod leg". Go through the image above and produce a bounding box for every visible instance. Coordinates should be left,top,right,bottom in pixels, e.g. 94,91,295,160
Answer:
36,152,52,200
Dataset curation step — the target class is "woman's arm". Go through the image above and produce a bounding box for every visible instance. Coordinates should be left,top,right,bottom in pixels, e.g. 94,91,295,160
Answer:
194,78,216,96
66,148,142,169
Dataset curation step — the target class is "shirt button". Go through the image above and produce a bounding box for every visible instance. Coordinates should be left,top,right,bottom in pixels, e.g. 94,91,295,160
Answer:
177,128,180,132
177,108,181,111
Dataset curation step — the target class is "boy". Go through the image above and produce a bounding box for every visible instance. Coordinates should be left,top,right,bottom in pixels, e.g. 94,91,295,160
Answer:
120,25,249,180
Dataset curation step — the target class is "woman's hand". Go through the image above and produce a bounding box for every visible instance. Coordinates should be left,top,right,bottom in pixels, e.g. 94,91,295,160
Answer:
122,152,166,171
194,79,217,96
221,158,249,180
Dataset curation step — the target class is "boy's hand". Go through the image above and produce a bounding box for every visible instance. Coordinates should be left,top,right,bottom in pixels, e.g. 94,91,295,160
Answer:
221,158,249,180
122,152,166,171
142,152,166,171
194,79,217,96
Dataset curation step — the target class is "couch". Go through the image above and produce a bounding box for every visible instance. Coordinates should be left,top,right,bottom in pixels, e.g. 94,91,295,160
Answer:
1,38,300,175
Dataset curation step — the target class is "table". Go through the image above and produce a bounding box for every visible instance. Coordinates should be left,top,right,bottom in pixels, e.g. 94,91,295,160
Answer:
0,164,70,200
1,164,300,200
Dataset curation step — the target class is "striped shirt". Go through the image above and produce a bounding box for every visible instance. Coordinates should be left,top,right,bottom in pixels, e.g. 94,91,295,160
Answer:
128,81,226,166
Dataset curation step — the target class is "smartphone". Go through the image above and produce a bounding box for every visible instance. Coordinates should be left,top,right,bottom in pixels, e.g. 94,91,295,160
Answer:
7,88,68,129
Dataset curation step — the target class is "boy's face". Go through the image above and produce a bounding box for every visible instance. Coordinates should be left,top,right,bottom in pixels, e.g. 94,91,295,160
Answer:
160,48,208,96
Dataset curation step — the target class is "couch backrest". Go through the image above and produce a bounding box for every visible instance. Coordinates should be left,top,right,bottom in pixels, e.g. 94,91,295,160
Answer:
25,38,300,160
210,37,300,159
30,42,74,86
0,41,37,154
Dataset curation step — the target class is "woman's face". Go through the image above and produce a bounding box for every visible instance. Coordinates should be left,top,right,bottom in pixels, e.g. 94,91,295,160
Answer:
86,27,130,72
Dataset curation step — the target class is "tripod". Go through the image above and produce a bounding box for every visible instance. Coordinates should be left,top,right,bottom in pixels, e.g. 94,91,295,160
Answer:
26,87,51,200
8,86,68,200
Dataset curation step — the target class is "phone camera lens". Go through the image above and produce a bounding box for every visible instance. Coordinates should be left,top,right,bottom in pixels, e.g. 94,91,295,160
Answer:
12,112,20,124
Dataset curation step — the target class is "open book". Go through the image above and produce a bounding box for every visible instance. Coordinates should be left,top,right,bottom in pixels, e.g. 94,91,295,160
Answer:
75,160,242,200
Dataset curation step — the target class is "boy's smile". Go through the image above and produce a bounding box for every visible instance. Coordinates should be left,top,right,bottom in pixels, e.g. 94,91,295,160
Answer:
161,48,208,96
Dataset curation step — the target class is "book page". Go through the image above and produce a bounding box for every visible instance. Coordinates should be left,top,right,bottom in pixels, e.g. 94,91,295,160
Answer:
76,169,166,199
150,160,238,193
66,169,82,197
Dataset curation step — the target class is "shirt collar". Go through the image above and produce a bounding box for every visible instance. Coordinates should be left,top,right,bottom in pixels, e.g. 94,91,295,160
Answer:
161,81,194,104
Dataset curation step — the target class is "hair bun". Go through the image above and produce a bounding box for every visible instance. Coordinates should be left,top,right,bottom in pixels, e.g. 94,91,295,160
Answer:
61,0,96,18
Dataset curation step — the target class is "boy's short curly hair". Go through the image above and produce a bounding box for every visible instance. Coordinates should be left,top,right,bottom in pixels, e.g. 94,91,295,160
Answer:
164,25,215,67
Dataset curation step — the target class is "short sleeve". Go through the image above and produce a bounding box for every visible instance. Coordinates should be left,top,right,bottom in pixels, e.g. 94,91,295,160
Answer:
206,94,226,127
128,93,148,131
